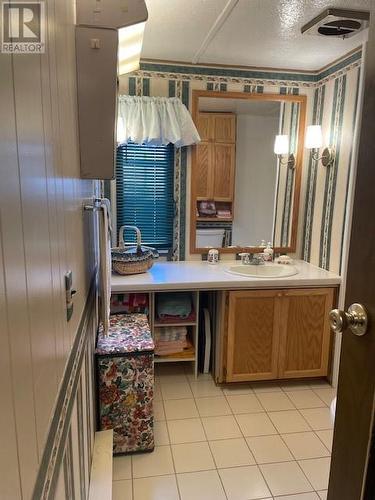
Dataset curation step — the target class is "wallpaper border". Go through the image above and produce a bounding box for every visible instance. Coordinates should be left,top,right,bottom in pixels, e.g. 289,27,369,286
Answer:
140,61,316,82
139,49,362,88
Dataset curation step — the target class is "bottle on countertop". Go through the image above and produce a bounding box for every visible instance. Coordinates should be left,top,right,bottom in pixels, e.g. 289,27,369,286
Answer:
263,242,274,262
260,239,266,248
207,248,219,265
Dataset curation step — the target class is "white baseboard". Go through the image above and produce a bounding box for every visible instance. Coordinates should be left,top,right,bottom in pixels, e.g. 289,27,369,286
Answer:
88,430,114,500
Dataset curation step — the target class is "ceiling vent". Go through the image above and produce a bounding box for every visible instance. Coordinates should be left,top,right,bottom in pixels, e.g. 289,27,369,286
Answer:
301,8,369,39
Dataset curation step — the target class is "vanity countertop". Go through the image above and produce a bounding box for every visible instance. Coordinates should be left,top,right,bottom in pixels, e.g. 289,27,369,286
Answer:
111,260,341,292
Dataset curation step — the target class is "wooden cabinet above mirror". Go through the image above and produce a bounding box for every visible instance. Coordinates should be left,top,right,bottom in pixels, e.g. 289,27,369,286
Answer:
190,90,306,255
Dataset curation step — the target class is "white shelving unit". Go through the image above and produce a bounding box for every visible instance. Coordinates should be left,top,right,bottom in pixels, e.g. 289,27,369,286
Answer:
151,291,199,378
110,290,200,378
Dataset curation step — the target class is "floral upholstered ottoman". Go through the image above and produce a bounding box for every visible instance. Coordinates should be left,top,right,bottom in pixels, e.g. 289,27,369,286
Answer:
95,313,154,455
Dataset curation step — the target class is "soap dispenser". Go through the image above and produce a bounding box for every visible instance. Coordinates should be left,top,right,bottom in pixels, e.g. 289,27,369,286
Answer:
263,242,274,262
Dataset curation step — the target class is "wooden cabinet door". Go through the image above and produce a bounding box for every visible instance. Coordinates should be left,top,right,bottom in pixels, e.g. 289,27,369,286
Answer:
278,288,334,379
214,114,236,143
225,290,282,382
196,113,213,142
213,143,235,201
195,142,213,199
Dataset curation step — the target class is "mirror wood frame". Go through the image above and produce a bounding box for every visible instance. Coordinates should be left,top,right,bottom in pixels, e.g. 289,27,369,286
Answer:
190,89,307,255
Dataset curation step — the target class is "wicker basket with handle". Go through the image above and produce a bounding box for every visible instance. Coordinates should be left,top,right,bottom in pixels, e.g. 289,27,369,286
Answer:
112,225,159,275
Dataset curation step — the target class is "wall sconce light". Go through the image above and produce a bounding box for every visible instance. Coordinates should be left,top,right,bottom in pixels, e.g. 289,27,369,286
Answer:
305,125,334,167
274,135,295,169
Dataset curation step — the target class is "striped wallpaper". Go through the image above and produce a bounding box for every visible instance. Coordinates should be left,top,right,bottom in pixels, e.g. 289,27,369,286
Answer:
274,94,301,248
302,64,361,273
119,49,362,272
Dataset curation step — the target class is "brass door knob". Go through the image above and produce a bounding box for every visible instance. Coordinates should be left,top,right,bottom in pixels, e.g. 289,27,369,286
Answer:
329,303,368,337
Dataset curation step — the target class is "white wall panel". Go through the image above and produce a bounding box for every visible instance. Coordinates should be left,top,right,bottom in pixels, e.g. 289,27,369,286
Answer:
0,51,40,499
0,0,99,497
0,217,22,500
12,50,59,459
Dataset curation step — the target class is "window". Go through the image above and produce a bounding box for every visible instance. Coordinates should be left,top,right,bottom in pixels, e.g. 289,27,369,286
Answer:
116,142,174,250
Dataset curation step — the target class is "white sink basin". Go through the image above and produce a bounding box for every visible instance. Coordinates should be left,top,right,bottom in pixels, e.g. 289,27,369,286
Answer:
227,264,298,278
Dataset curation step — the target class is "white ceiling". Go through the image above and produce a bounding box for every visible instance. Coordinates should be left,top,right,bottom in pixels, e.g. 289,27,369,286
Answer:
142,0,370,71
199,97,281,116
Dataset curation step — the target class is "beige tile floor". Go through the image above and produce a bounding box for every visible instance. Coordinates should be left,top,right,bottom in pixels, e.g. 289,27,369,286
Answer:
112,364,336,500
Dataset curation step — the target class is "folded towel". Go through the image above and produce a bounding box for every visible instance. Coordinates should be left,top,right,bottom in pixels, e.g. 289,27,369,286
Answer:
154,327,188,342
155,339,193,356
155,348,185,355
155,340,188,349
157,293,192,318
155,342,188,355
99,199,112,335
156,311,196,323
155,335,187,342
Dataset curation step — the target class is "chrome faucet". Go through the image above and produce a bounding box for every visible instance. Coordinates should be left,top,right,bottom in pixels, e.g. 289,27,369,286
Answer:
238,252,265,265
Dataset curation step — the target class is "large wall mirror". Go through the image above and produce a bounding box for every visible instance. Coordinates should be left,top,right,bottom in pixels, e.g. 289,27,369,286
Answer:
190,90,306,254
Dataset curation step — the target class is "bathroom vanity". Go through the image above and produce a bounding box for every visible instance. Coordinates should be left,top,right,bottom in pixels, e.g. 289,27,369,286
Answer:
221,287,334,382
111,260,340,384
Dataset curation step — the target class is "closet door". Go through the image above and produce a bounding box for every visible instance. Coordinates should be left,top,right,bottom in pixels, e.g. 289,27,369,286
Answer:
278,288,334,378
212,143,235,201
196,113,214,142
225,290,282,382
195,143,213,200
213,114,236,143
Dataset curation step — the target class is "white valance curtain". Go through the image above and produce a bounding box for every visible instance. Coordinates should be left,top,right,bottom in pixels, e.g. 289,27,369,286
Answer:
117,96,201,147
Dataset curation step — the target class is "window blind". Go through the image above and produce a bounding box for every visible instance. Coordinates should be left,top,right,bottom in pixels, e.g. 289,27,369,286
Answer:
116,142,174,249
